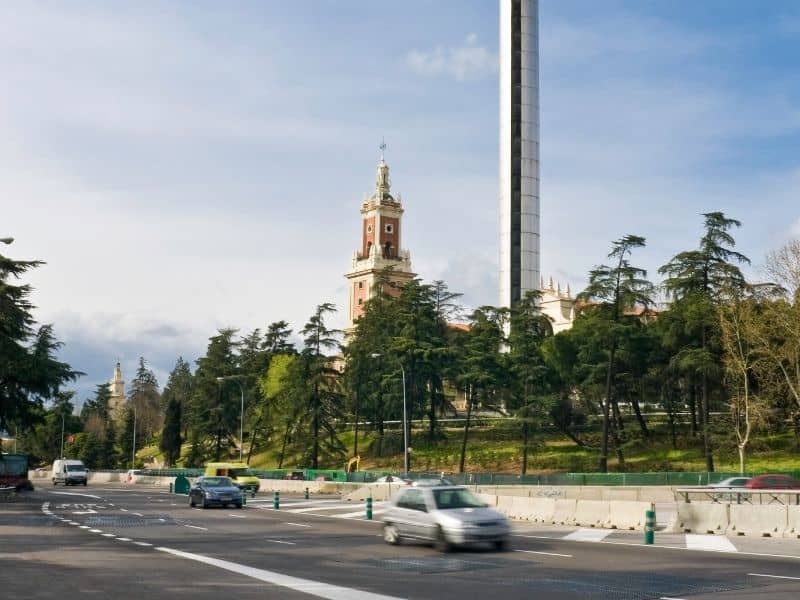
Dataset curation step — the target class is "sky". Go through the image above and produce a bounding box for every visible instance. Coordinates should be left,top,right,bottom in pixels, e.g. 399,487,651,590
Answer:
3,0,799,406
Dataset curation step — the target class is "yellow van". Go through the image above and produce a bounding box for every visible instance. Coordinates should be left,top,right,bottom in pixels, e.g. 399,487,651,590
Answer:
204,462,260,493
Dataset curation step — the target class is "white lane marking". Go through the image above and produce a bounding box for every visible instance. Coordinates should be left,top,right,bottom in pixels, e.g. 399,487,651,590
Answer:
101,534,116,538
286,503,373,514
269,499,347,508
68,521,79,525
563,528,614,542
157,547,404,600
660,597,688,600
133,512,143,517
266,539,296,545
286,522,311,528
134,542,153,547
116,537,133,542
748,573,800,581
229,514,247,518
685,534,738,553
335,509,387,519
184,525,208,531
89,529,103,533
108,503,114,506
120,508,129,512
170,503,178,506
79,525,90,529
514,549,573,558
50,491,103,499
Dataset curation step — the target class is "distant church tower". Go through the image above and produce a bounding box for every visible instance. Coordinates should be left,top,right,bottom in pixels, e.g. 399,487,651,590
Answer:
345,144,415,333
108,361,126,417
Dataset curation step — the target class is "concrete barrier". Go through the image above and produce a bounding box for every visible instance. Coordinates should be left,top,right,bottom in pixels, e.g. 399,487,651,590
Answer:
551,499,577,525
530,498,556,523
573,500,611,528
675,502,729,534
608,501,651,530
728,504,787,538
784,506,800,538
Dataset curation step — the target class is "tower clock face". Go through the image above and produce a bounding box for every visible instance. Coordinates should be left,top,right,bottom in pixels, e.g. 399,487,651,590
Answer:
366,224,373,233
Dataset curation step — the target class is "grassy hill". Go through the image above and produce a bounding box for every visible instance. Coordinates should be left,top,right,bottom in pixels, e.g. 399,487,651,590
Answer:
137,417,800,475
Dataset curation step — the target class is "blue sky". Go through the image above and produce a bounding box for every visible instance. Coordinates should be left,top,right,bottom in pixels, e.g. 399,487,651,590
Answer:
3,1,799,405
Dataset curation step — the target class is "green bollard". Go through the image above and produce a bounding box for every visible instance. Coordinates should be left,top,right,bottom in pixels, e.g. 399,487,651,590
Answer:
644,504,656,545
366,496,373,520
273,490,280,510
169,482,173,494
304,487,309,500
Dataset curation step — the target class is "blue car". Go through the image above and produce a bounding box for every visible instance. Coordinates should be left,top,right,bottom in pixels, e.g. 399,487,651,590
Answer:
189,476,244,509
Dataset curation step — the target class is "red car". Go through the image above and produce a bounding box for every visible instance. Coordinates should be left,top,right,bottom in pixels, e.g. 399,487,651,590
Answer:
744,474,800,489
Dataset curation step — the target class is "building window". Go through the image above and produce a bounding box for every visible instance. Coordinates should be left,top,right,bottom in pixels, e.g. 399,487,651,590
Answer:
358,281,363,289
389,281,396,288
385,223,394,233
358,298,363,305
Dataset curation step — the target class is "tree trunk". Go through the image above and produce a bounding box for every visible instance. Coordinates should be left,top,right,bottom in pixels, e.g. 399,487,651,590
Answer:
630,389,649,437
353,390,360,458
688,384,698,436
701,328,714,472
313,382,320,469
458,388,474,473
278,422,290,469
598,343,617,472
664,388,677,450
375,417,384,458
522,383,530,475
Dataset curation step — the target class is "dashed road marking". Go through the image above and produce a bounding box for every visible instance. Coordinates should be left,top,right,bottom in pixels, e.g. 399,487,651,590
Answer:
685,534,738,553
185,524,208,531
285,522,311,528
749,573,800,581
266,539,296,545
514,549,573,558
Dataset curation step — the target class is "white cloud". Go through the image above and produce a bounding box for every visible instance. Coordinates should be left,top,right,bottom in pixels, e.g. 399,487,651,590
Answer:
406,33,497,81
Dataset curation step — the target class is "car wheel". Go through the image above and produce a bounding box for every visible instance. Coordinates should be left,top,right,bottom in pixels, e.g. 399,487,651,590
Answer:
202,497,209,509
493,539,508,552
189,496,196,507
83,481,87,486
53,480,57,486
383,523,401,545
235,502,243,509
435,527,453,553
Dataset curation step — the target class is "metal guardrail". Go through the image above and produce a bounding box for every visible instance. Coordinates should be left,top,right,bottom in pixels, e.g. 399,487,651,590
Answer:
675,487,800,505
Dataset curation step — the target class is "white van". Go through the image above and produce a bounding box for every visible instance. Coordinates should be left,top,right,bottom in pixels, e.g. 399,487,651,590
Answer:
52,459,88,486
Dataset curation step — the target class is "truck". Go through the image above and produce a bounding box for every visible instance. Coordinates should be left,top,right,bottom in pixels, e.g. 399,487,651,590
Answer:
0,453,34,490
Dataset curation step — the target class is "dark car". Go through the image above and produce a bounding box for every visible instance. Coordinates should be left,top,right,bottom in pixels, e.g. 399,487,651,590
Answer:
745,474,800,489
284,471,305,481
189,476,244,509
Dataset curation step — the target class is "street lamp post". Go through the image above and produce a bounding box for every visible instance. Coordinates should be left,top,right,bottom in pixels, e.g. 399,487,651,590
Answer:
371,354,408,478
217,377,245,462
60,413,65,459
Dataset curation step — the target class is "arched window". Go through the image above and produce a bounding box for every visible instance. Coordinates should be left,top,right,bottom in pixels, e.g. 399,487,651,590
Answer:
366,242,373,256
384,242,392,258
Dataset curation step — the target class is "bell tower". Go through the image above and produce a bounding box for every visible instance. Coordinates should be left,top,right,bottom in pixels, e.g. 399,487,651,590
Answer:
345,144,415,333
108,361,126,418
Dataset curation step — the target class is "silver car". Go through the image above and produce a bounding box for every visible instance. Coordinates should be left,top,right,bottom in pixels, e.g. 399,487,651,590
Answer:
382,484,511,552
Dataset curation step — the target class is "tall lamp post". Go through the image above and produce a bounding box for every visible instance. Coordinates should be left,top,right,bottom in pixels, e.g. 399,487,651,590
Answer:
217,377,245,462
371,354,408,477
131,406,136,469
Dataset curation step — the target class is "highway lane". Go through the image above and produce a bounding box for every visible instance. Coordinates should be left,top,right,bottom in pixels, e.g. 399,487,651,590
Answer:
5,484,800,599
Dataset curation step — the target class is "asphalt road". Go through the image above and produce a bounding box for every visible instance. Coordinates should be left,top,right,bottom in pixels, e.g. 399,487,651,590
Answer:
3,484,800,599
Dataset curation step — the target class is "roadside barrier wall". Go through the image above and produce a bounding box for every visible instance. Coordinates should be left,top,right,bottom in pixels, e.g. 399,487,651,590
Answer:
572,500,611,528
728,504,787,537
785,506,800,539
552,499,578,525
608,501,651,530
675,502,729,534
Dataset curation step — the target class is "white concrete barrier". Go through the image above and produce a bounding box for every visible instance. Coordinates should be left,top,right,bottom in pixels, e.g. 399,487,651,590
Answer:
675,503,729,534
551,499,577,525
784,506,800,538
529,498,555,522
728,504,787,537
608,501,651,530
573,500,611,528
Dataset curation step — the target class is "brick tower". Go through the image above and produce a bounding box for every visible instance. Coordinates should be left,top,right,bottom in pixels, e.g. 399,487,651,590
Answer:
345,145,415,333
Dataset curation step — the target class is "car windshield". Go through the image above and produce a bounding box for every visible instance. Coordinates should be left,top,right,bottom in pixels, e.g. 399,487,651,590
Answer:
202,477,233,487
432,488,485,510
66,464,84,472
229,468,253,477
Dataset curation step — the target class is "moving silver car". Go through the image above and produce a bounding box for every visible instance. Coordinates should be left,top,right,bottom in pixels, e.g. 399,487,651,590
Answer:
382,484,510,552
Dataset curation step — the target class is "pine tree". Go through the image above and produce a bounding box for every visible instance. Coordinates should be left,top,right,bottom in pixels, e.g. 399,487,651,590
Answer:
160,395,182,466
